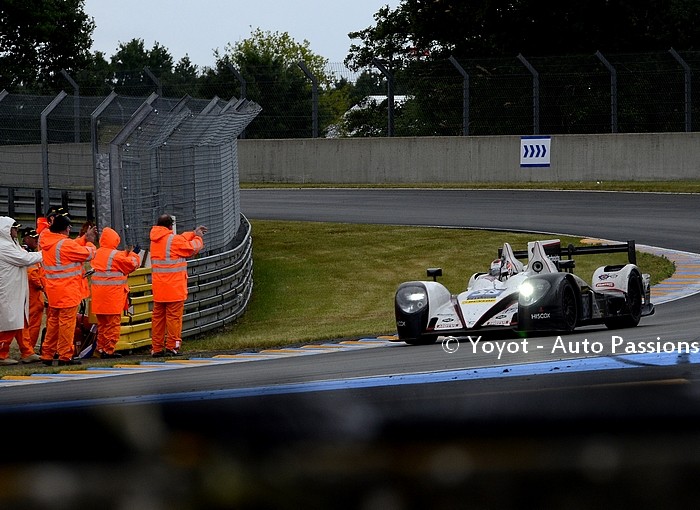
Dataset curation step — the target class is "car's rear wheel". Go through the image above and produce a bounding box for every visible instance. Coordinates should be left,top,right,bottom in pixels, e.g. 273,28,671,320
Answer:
560,280,578,331
605,271,643,329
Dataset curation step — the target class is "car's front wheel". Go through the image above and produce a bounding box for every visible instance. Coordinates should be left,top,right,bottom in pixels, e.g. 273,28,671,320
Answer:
559,279,578,332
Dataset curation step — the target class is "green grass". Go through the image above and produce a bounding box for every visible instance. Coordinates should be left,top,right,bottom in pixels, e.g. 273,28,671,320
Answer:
185,221,675,355
0,195,679,376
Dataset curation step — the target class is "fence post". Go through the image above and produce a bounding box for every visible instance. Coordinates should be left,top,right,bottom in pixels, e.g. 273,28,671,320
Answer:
61,191,69,213
41,90,68,214
108,95,157,244
517,54,540,135
298,61,319,138
144,67,162,97
85,192,94,222
669,47,692,132
449,56,470,136
7,188,15,218
372,58,395,137
34,190,42,219
90,91,118,229
595,51,618,133
60,69,80,143
227,64,247,139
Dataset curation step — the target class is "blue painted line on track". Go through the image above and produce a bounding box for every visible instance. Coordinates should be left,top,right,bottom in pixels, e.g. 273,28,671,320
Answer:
1,350,697,414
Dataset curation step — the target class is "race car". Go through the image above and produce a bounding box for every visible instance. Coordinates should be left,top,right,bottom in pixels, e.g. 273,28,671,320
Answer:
394,239,655,345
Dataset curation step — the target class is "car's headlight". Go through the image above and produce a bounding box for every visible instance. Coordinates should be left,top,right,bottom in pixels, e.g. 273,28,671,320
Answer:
519,279,551,306
396,284,428,314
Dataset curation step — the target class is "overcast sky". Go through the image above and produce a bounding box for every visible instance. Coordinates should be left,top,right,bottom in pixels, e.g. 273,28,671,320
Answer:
83,0,401,68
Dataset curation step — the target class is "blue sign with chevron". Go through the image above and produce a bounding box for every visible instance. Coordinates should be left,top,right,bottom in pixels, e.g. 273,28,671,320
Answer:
520,136,551,167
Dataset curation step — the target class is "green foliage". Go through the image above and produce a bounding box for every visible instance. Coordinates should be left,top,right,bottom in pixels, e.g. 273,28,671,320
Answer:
341,0,700,136
212,28,332,138
351,71,385,103
110,39,176,95
3,2,700,137
346,5,408,71
346,0,700,68
0,0,94,92
225,28,329,83
338,97,388,137
75,51,113,96
330,71,389,137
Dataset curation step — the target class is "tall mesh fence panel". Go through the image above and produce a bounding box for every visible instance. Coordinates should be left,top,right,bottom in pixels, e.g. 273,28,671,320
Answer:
115,98,261,253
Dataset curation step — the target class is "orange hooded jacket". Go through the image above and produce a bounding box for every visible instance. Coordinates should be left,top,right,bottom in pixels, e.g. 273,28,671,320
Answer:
90,227,141,315
149,226,203,302
40,230,96,308
36,217,49,234
26,255,45,315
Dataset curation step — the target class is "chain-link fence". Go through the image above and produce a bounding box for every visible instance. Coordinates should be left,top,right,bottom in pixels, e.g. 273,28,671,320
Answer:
0,90,261,345
0,91,261,255
347,50,700,137
60,50,698,138
3,50,699,142
105,94,261,252
2,50,698,221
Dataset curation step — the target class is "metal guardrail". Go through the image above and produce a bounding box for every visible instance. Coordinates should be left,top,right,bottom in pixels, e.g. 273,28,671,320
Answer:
0,187,92,224
183,217,254,338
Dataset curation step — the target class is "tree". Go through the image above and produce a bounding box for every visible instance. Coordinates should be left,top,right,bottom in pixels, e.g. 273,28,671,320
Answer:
230,28,328,81
0,0,94,92
167,56,201,97
346,5,412,72
343,0,700,136
75,51,113,96
347,0,700,67
110,38,174,96
215,28,332,138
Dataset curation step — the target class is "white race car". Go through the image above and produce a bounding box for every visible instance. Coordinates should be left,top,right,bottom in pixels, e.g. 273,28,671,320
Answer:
394,239,655,345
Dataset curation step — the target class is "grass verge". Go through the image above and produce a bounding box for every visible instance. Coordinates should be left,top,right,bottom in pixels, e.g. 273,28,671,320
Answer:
188,221,675,353
1,220,677,376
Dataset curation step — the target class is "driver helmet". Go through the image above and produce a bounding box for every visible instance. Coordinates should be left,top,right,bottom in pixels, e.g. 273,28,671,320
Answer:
489,259,502,277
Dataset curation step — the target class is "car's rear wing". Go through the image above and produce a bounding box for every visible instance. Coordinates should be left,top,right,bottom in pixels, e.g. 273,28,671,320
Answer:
501,239,637,266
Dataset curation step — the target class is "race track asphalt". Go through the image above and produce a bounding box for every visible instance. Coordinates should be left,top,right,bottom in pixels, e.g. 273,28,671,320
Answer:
1,189,699,510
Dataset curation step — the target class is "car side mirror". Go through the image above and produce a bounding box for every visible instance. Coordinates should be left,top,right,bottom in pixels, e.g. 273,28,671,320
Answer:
427,268,442,281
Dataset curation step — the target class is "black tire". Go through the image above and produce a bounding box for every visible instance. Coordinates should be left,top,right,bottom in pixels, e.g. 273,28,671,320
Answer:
560,279,578,332
605,271,643,329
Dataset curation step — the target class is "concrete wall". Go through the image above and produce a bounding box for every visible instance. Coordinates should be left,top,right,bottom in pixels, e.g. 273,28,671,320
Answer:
237,133,700,183
0,143,94,189
3,133,700,189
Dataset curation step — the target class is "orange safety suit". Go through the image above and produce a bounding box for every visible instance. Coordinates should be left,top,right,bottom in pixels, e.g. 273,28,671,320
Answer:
149,225,203,354
22,252,45,350
40,229,96,363
36,216,49,234
90,228,140,356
